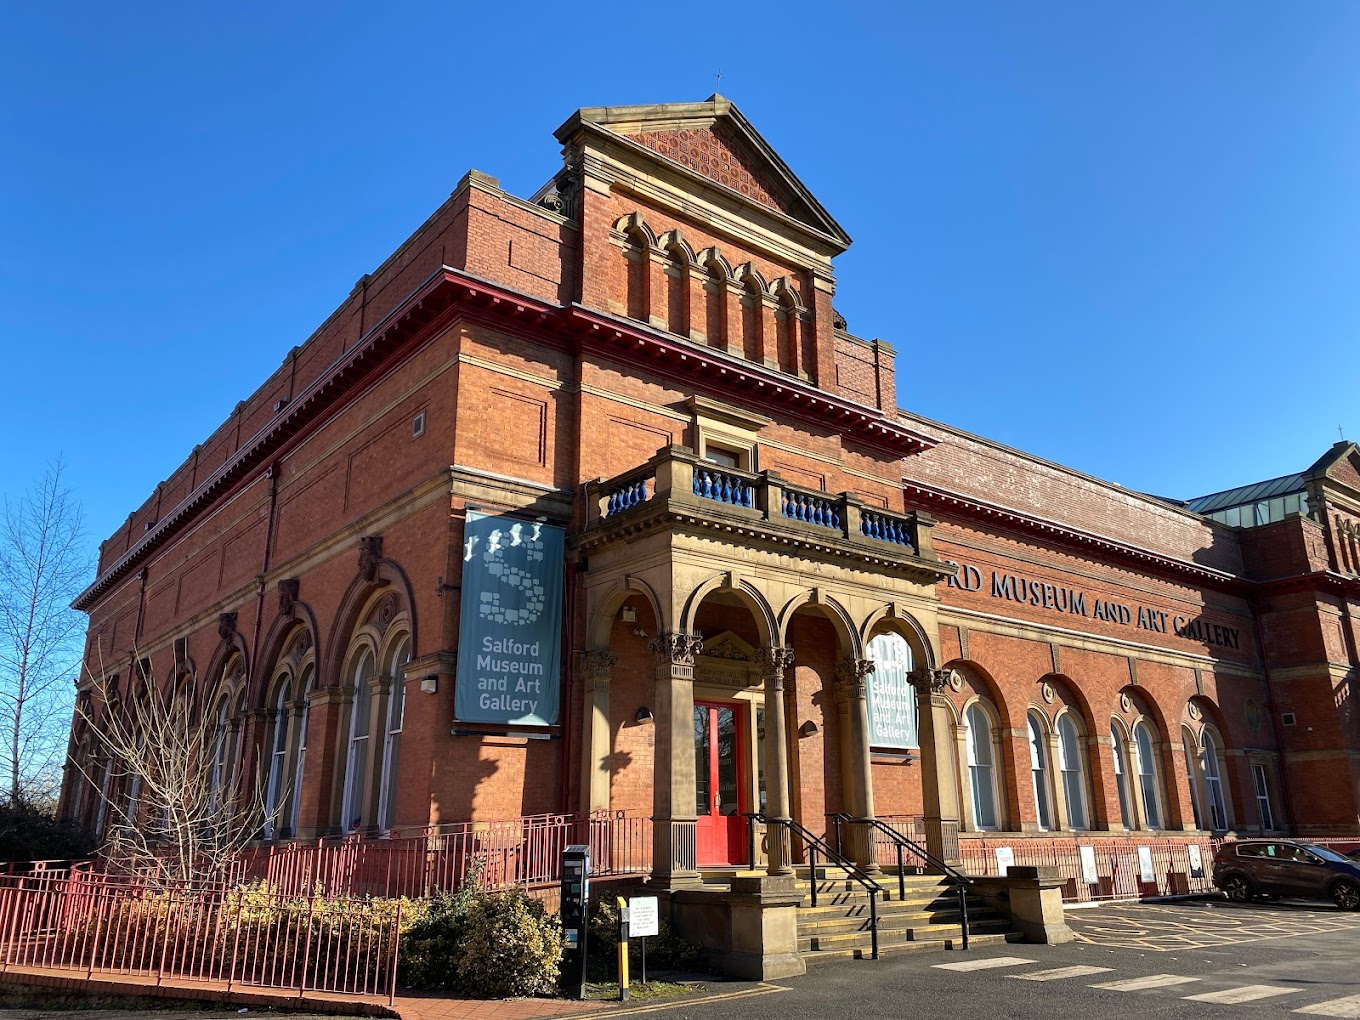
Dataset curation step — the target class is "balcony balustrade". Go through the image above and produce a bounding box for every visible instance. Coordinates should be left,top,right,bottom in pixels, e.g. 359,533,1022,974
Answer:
586,445,939,566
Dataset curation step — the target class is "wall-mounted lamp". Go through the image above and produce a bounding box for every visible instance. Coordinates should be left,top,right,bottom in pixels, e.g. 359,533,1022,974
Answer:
798,720,819,738
635,706,654,723
420,675,438,694
633,627,649,638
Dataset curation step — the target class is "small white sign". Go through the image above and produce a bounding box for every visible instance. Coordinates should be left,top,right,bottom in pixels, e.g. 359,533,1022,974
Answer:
1079,845,1099,885
630,896,659,938
994,847,1016,876
1137,845,1156,884
1187,843,1205,879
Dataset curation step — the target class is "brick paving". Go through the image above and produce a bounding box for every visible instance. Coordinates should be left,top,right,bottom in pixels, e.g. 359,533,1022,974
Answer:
0,966,610,1020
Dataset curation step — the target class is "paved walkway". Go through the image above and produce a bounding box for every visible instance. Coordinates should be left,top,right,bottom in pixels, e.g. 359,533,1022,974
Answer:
0,965,611,1020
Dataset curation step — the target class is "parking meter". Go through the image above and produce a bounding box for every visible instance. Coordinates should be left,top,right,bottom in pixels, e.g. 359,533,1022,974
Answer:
560,845,591,999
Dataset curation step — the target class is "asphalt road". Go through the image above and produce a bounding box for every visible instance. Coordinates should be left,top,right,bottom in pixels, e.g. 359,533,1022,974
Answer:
658,898,1360,1020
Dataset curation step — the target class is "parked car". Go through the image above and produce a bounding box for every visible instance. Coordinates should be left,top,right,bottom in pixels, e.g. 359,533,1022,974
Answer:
1213,840,1360,910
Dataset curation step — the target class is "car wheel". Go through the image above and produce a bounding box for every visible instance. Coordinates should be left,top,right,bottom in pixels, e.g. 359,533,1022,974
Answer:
1223,875,1252,903
1331,880,1360,911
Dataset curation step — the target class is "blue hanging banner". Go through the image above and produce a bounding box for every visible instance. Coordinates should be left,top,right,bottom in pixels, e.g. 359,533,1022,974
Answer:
454,511,565,727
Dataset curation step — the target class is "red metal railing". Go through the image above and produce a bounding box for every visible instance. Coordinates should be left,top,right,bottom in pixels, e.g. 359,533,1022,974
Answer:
0,871,403,1002
229,810,652,898
957,834,1220,903
0,810,652,1003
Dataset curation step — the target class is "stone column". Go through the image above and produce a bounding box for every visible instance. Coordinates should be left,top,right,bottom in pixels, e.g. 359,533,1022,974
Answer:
835,657,880,873
649,632,703,887
579,649,617,815
911,667,962,864
755,647,795,876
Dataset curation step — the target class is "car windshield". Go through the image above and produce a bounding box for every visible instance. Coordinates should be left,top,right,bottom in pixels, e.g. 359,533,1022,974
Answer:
1303,845,1352,864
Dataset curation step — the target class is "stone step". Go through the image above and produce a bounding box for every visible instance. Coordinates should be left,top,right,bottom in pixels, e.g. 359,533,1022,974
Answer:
797,908,1007,936
802,930,1018,962
797,918,1015,954
795,886,977,908
796,892,990,916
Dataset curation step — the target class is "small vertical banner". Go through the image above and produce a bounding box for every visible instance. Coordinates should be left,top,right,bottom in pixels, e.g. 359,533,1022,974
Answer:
1137,845,1156,884
1079,845,1099,885
994,846,1015,876
455,511,565,726
1187,843,1205,879
865,632,918,748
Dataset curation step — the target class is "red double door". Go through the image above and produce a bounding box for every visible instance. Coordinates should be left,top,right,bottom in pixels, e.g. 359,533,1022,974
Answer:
694,701,748,867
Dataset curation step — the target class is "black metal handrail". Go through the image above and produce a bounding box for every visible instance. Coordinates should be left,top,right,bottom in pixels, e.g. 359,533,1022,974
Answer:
831,813,972,950
747,812,883,960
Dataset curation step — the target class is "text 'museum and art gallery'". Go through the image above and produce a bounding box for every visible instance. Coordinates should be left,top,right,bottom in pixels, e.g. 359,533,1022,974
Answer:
61,97,1360,970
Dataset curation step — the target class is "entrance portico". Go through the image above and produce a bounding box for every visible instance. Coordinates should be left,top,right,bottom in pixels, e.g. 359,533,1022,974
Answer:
576,443,957,889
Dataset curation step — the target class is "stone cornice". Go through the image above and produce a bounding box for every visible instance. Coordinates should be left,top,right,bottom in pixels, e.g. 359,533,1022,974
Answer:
75,265,930,613
568,304,934,459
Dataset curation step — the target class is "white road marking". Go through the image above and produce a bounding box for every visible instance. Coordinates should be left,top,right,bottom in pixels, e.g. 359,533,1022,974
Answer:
1091,974,1201,992
932,956,1037,972
1184,985,1300,1004
1296,995,1360,1018
1010,966,1116,981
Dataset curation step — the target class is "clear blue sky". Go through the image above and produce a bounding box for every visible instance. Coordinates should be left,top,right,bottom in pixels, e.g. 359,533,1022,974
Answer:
3,2,1358,561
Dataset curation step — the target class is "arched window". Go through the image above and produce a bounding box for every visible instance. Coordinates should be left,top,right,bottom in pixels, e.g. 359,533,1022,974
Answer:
1057,715,1088,830
1110,723,1133,829
965,703,999,831
289,663,314,837
377,635,410,830
1181,728,1205,828
1202,729,1228,831
341,649,376,832
1133,721,1163,830
263,678,291,840
208,696,233,818
1027,713,1052,831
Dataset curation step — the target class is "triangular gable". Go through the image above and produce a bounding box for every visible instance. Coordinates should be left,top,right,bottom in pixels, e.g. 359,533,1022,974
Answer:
1311,442,1360,492
559,95,851,249
699,630,757,662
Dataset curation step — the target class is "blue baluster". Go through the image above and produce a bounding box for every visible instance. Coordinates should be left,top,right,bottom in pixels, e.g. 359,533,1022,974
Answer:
639,479,649,502
743,482,753,508
830,504,841,529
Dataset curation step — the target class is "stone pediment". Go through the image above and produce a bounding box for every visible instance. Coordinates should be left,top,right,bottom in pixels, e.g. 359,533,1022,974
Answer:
558,95,850,250
699,630,756,662
695,630,758,687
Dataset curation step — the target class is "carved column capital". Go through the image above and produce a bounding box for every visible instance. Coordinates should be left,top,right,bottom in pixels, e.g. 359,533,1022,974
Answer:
753,646,795,674
908,667,953,695
650,632,702,681
754,647,795,691
581,649,618,692
834,657,875,703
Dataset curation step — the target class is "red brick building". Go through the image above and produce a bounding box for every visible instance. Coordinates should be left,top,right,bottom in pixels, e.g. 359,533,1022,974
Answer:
61,97,1360,894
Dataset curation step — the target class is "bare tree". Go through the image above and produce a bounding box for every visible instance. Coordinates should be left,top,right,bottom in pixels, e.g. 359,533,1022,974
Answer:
74,667,279,884
0,462,88,807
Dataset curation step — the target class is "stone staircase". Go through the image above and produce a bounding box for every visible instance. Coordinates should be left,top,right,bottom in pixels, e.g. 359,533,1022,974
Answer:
793,865,1018,961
